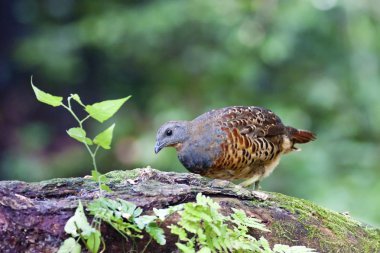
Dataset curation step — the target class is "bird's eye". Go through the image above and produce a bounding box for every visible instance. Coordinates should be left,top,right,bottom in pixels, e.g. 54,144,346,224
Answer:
165,129,173,136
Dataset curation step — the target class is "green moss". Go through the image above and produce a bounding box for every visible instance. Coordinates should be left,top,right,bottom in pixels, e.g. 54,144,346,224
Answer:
361,227,380,252
272,193,356,234
249,192,274,208
38,168,144,187
105,168,142,182
270,220,298,242
38,177,73,186
37,177,85,189
248,192,379,252
269,192,380,252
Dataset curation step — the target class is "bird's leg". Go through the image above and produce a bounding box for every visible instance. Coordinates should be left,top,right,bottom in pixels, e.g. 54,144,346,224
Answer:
239,175,259,188
239,177,268,200
254,180,260,190
251,180,268,200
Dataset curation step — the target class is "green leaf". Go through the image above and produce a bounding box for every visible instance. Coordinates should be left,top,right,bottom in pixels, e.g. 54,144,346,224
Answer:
198,247,212,253
85,230,101,253
93,124,115,149
100,183,112,192
31,82,63,107
196,227,207,243
258,237,271,251
146,223,166,245
208,223,221,236
179,220,197,234
64,201,93,237
86,197,147,240
153,208,170,221
91,170,108,183
231,208,269,232
176,243,195,253
154,204,184,221
133,206,143,217
211,236,222,251
170,225,188,241
57,238,81,253
67,128,93,145
192,209,212,222
71,94,85,107
64,215,80,237
85,96,131,123
91,170,101,181
134,215,157,229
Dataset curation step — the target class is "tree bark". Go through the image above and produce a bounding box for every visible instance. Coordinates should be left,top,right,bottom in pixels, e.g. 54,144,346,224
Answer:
0,168,379,253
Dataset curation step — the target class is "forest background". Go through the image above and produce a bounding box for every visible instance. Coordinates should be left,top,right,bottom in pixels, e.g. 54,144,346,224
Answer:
0,0,379,227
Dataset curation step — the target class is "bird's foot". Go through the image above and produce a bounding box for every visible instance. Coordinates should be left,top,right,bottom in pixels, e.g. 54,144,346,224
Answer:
251,190,269,201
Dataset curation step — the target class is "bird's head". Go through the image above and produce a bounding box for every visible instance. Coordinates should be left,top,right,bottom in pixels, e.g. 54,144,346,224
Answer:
154,121,189,154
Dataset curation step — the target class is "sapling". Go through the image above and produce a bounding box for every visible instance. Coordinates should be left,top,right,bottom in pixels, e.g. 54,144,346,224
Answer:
31,79,130,194
31,79,130,252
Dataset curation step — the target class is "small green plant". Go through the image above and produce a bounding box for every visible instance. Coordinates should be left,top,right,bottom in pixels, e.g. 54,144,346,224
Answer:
88,198,166,250
31,80,130,193
31,80,132,252
58,201,102,253
170,193,315,253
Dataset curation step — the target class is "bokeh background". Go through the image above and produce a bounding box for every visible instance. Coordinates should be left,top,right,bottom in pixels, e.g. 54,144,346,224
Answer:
0,0,379,226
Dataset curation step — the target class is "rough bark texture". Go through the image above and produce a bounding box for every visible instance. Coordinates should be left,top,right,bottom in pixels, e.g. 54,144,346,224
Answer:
0,167,379,253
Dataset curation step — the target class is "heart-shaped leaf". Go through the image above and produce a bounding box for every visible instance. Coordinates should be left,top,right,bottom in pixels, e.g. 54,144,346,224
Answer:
85,96,130,123
67,128,93,145
85,230,101,253
71,94,85,107
31,82,63,107
91,170,108,183
57,238,81,253
64,201,93,237
100,183,112,192
93,124,115,149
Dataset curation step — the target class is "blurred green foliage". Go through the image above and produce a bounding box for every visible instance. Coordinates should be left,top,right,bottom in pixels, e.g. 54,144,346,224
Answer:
0,0,379,226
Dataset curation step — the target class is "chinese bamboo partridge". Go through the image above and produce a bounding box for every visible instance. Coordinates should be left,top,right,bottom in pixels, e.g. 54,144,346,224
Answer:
155,106,315,189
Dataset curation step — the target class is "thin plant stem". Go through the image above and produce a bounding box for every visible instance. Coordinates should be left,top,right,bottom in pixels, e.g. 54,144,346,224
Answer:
140,237,153,253
81,115,91,124
141,220,164,253
61,99,103,196
99,237,106,253
90,145,102,193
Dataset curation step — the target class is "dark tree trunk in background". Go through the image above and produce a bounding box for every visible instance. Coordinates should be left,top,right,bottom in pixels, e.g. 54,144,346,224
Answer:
0,168,379,253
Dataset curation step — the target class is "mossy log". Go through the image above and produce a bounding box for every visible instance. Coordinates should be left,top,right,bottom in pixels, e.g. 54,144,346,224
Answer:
0,168,378,253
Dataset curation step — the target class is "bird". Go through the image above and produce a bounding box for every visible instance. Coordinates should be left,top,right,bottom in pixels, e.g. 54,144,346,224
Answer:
154,106,316,190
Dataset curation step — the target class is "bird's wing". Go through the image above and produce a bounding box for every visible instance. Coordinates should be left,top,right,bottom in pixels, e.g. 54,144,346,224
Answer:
201,106,286,179
218,106,286,138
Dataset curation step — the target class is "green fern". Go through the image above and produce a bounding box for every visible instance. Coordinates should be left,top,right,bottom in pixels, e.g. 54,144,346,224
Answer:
85,200,184,252
87,198,166,245
170,193,315,253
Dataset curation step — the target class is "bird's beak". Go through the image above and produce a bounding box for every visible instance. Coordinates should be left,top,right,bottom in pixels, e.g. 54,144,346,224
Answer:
154,142,164,154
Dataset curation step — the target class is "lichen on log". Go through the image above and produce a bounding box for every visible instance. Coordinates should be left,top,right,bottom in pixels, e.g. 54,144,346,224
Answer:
0,168,378,253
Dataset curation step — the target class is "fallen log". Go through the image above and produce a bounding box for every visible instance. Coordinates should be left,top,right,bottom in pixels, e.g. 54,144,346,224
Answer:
0,168,378,253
